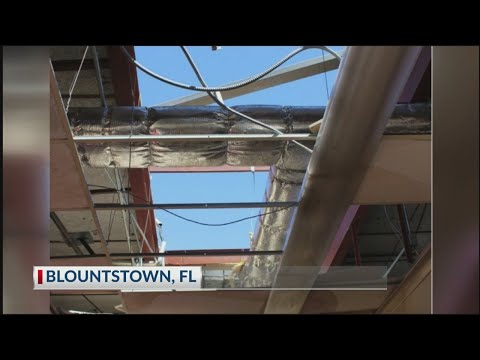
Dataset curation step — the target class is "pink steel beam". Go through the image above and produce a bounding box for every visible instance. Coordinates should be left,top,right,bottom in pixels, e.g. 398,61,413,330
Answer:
321,205,360,267
108,46,158,254
398,46,431,103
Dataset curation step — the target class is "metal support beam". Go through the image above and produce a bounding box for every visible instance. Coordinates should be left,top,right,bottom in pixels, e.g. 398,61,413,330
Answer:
90,187,131,195
78,238,95,255
377,245,431,313
396,204,415,263
73,133,317,144
351,225,362,266
149,166,270,173
321,205,361,267
51,249,283,259
94,201,298,210
91,46,107,108
158,51,344,106
49,64,111,260
52,58,109,72
107,46,158,256
50,212,83,255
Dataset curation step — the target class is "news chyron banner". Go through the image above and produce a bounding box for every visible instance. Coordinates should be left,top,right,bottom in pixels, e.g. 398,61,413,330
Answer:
33,266,202,291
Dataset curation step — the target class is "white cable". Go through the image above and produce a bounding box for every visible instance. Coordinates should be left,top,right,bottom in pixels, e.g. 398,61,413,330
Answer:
383,205,403,243
383,248,405,279
113,168,154,254
104,168,133,254
65,46,89,113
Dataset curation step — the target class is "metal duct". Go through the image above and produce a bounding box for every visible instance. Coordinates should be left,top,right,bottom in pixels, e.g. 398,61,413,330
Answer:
69,104,430,168
263,46,423,313
69,103,430,290
69,102,430,290
69,106,151,167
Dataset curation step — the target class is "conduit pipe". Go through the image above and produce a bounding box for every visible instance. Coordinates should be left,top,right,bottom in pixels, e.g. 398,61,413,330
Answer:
264,46,423,314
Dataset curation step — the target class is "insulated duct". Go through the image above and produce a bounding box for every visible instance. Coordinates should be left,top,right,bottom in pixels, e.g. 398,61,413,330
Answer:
69,103,430,290
69,104,430,168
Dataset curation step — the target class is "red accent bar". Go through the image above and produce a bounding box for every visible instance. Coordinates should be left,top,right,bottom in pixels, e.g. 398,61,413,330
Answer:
38,269,43,284
322,205,369,267
108,46,158,255
129,168,158,253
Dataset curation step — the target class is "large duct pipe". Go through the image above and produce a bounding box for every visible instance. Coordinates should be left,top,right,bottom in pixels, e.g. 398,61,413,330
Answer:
68,104,430,168
264,46,423,314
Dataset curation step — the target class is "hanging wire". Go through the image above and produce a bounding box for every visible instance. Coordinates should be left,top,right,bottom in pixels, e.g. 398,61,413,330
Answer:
385,204,423,262
322,48,330,100
65,46,89,113
105,192,118,244
87,184,295,227
121,45,341,93
179,46,313,154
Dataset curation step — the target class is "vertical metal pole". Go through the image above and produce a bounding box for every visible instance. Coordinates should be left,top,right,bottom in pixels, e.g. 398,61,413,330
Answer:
396,204,415,263
91,46,107,108
351,225,362,266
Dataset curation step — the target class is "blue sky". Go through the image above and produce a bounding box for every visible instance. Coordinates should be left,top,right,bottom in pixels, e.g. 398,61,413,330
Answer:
135,46,343,250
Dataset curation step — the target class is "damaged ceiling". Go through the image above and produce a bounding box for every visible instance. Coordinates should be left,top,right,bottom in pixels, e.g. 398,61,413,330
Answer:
49,46,432,314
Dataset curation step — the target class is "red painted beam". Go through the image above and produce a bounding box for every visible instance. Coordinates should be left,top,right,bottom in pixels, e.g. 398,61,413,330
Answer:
149,165,270,173
129,168,158,253
323,205,369,267
108,46,158,253
107,46,140,106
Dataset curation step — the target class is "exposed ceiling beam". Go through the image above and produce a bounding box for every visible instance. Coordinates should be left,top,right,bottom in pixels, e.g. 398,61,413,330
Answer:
107,46,158,255
51,249,283,259
73,133,317,143
149,165,270,173
94,201,298,210
376,245,431,313
61,94,115,99
90,187,131,195
321,205,360,267
50,64,111,260
50,212,84,255
158,51,344,107
51,58,110,72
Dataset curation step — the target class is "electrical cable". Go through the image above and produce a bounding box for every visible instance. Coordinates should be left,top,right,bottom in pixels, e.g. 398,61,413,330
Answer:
65,46,89,113
160,206,295,227
121,45,341,93
322,49,330,100
179,46,313,154
106,192,118,244
384,205,406,262
386,204,422,261
82,294,102,313
87,184,295,227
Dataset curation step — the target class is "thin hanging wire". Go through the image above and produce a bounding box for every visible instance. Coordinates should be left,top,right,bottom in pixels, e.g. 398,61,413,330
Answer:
65,46,89,113
106,192,118,244
322,48,330,101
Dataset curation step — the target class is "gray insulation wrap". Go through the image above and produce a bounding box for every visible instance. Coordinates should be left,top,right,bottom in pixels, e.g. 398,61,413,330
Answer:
69,104,430,288
68,104,430,168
